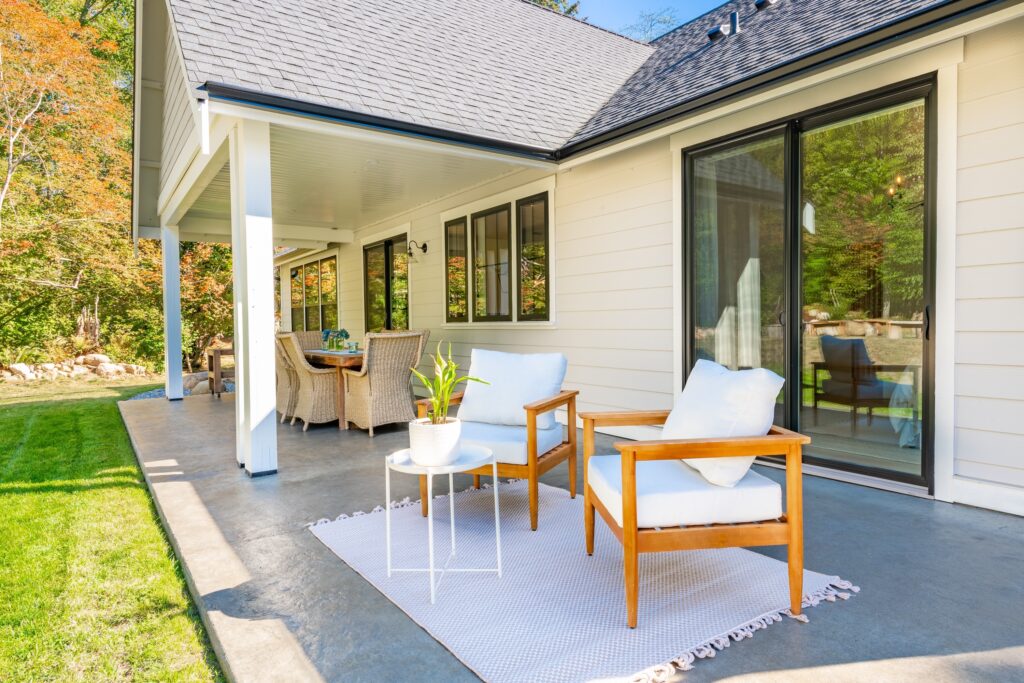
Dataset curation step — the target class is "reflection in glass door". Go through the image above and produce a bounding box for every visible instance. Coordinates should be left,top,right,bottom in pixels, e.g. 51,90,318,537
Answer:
689,133,787,422
800,100,927,478
363,235,409,332
686,87,932,486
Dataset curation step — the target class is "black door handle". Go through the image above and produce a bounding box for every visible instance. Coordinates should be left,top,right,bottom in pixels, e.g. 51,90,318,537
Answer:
924,305,931,340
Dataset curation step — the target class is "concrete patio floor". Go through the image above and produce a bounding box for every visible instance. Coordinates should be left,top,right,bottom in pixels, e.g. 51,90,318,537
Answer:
119,395,1024,683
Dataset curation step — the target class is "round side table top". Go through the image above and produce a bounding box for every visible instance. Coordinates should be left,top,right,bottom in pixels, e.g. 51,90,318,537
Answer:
386,445,494,475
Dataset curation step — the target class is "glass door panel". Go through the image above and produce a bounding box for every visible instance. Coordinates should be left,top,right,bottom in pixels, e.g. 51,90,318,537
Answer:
363,235,408,332
690,133,787,420
799,100,926,478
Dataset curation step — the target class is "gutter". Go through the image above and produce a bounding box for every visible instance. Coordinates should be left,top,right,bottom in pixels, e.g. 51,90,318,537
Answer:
201,83,558,163
555,0,1011,159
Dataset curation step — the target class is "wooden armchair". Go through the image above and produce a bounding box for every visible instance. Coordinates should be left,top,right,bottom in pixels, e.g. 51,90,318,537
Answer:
581,409,810,628
417,388,578,530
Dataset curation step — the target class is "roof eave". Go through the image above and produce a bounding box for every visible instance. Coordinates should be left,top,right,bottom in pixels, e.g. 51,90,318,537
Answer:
202,82,559,163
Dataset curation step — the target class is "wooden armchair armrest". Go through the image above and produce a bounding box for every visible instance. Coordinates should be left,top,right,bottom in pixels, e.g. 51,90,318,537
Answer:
416,391,464,419
579,410,671,428
615,425,810,462
524,390,578,415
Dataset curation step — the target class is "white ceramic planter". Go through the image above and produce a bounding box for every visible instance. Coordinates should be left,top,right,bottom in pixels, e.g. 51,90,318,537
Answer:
408,417,462,466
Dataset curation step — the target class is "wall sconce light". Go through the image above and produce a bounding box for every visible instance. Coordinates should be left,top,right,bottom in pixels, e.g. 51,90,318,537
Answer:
407,240,428,257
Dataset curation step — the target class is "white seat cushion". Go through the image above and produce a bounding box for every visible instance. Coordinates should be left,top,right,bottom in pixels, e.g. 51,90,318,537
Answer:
457,349,567,430
664,359,785,487
588,454,782,528
460,420,564,466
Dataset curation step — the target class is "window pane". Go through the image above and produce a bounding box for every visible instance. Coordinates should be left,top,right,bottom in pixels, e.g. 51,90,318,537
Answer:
445,218,468,322
364,244,387,332
304,263,321,331
290,268,304,331
691,134,786,421
319,257,337,329
391,242,409,330
517,194,549,320
274,267,281,324
799,99,926,476
473,205,511,320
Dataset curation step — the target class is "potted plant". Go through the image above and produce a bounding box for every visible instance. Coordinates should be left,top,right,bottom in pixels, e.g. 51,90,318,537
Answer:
408,343,487,466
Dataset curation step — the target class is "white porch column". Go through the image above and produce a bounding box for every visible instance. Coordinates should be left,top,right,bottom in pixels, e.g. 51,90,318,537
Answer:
229,119,277,476
161,223,184,400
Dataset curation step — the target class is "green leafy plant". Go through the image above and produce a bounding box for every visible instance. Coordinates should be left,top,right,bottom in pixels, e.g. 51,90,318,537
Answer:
410,342,488,425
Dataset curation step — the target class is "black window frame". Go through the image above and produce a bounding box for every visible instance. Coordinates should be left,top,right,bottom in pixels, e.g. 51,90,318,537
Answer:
470,203,514,322
288,256,338,333
515,192,550,322
363,234,408,332
444,217,469,323
681,76,937,492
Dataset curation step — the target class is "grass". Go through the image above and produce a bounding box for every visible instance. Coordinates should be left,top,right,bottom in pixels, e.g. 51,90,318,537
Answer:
0,379,223,681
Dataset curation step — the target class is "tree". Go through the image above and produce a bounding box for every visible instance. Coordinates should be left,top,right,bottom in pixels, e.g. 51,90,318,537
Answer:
621,7,678,42
529,0,580,18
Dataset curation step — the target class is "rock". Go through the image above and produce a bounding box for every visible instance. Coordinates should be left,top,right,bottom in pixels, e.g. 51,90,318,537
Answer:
39,362,57,371
182,372,209,391
1,370,12,380
124,364,148,376
190,381,211,395
74,355,86,365
81,353,111,367
70,365,91,378
9,363,36,380
95,362,125,378
36,364,59,380
843,320,870,336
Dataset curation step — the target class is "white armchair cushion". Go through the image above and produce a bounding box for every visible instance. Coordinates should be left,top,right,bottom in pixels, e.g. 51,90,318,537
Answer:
588,454,782,528
459,420,564,466
663,359,784,487
457,349,567,430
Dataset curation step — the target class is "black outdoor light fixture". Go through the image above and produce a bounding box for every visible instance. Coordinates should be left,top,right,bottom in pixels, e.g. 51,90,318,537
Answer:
407,240,428,257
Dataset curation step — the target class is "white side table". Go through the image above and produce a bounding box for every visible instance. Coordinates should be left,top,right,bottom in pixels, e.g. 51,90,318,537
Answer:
385,445,502,604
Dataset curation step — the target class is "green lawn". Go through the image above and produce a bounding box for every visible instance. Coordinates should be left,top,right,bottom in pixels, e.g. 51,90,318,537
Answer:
0,379,222,681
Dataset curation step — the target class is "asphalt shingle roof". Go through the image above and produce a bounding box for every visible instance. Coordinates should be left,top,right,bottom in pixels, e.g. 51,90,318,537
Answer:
166,0,967,155
167,0,653,150
568,0,952,146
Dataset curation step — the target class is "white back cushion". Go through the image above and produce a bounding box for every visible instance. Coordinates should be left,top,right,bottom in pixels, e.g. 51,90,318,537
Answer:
457,349,567,430
663,359,784,487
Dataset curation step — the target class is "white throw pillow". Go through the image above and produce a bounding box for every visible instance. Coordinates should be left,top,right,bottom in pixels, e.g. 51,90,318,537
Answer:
457,349,567,430
663,359,784,487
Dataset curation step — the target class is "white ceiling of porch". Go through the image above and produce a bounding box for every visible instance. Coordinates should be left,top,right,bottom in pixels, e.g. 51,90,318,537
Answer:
185,124,536,233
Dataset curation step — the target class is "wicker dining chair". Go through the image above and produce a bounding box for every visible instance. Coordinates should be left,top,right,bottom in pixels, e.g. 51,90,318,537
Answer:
275,337,299,423
295,330,325,351
278,332,338,431
343,330,429,436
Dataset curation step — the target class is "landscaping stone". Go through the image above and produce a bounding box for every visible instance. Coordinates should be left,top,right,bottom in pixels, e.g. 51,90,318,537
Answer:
70,365,91,378
190,381,211,395
182,372,209,391
81,353,111,367
10,363,36,380
95,362,125,378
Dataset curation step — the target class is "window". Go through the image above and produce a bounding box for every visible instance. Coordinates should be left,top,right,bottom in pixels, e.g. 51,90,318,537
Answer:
445,218,469,322
517,193,549,321
288,256,338,332
363,235,409,331
444,190,550,323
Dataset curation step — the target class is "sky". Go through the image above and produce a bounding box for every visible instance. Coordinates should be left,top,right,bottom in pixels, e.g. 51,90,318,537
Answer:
578,0,724,38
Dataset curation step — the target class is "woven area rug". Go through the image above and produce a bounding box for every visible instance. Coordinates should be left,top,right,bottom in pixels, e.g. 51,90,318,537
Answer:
309,480,857,682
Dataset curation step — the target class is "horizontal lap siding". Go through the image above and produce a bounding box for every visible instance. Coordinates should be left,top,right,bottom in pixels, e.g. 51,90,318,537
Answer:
954,19,1024,490
160,25,197,194
337,141,675,417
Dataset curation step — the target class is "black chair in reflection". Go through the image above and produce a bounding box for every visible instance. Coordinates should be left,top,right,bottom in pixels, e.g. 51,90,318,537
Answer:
811,335,919,437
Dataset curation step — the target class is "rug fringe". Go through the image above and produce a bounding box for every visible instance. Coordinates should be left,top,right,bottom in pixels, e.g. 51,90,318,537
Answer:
304,479,525,528
630,578,860,681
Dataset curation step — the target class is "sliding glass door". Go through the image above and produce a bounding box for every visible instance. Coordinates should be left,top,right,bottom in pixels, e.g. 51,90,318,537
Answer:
685,84,933,487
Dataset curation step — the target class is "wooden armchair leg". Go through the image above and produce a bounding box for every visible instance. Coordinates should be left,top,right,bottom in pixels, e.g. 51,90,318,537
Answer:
584,491,595,556
624,542,639,629
568,451,577,499
419,475,428,517
473,474,481,489
528,477,539,531
788,542,804,617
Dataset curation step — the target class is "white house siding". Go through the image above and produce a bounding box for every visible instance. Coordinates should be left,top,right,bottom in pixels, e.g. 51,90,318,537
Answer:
160,22,197,194
323,140,675,418
954,17,1024,495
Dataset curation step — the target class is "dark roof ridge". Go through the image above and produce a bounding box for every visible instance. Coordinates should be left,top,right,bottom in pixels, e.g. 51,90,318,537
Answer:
512,0,653,47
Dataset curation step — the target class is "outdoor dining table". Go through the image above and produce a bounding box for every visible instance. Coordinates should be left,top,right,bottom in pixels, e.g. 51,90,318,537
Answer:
303,348,364,430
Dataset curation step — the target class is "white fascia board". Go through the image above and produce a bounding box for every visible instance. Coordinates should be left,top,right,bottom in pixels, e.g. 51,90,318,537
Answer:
206,99,556,171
